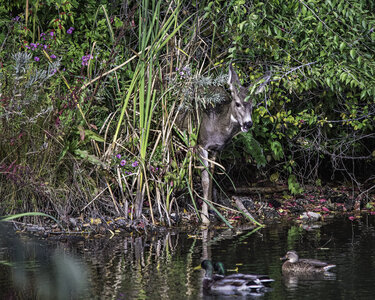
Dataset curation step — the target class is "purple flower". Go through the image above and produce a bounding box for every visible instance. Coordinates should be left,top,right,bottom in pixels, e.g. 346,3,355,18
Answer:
34,57,40,62
12,16,20,22
116,154,121,159
43,44,48,50
50,31,54,38
132,161,139,167
182,66,191,76
81,54,93,66
120,160,126,166
50,54,56,59
67,27,75,34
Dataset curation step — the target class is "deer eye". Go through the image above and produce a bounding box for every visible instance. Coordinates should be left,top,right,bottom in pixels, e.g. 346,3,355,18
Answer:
235,102,241,108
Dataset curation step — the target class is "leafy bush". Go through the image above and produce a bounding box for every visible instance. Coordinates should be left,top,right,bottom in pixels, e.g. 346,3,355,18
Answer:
1,0,374,224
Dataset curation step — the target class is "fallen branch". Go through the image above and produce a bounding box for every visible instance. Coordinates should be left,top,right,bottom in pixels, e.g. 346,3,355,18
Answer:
232,196,263,227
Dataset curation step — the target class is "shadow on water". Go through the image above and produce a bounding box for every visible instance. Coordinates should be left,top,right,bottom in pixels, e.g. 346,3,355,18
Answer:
1,215,375,299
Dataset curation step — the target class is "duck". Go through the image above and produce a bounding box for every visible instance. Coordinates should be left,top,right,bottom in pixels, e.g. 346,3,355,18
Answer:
201,260,273,293
213,261,274,285
280,250,336,274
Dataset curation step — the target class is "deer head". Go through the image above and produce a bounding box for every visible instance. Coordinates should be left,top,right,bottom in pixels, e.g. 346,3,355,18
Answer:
227,65,253,132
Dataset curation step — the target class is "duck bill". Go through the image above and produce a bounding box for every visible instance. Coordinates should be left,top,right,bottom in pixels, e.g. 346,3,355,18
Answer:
280,256,287,261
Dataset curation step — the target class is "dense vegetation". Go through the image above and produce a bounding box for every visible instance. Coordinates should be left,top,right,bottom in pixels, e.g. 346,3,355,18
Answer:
1,0,374,227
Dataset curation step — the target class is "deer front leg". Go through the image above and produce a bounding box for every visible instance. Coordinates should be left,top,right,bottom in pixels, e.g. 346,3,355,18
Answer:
200,148,210,225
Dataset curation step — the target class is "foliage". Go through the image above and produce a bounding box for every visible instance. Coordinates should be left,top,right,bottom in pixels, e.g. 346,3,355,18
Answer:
206,0,375,189
0,0,374,226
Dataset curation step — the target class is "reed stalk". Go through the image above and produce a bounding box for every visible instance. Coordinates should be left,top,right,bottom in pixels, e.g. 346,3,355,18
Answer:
110,0,191,222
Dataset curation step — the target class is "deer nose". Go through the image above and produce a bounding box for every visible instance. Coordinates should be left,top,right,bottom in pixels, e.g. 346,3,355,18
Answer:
241,121,253,132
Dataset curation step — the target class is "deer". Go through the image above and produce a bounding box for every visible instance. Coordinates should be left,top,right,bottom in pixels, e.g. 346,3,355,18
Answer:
177,64,265,225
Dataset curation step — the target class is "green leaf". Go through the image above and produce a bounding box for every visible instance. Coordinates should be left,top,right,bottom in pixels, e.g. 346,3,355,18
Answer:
1,212,61,227
350,49,356,59
74,149,106,167
339,42,346,52
238,21,247,32
339,72,346,82
270,140,284,160
288,175,303,195
84,129,105,142
360,89,367,99
357,56,362,66
317,22,323,34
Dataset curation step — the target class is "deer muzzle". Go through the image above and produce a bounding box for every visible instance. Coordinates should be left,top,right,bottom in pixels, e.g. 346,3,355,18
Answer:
241,121,253,132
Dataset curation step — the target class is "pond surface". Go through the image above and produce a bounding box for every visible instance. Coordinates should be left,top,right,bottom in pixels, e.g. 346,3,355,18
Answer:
1,215,375,299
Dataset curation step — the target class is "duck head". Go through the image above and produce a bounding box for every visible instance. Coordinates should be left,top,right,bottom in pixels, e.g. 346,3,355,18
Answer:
201,260,214,277
281,250,299,263
213,262,226,275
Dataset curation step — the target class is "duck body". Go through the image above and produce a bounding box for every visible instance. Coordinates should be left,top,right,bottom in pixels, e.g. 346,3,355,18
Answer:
213,262,274,285
281,250,336,274
202,276,264,292
201,260,273,293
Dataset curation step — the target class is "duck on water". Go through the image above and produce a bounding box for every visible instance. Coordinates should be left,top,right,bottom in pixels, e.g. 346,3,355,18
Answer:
280,250,336,274
201,260,274,293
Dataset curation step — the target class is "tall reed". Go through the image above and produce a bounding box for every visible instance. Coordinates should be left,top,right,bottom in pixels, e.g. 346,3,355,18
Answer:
110,0,191,224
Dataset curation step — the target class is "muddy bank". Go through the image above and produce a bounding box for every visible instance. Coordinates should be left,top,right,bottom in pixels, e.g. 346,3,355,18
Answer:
2,184,374,239
222,184,374,224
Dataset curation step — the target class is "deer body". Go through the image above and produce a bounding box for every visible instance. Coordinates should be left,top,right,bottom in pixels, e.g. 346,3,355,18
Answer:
198,65,253,224
176,65,254,224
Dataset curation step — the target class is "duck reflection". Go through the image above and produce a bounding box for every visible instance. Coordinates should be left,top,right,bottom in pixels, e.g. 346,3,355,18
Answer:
203,288,268,299
283,271,336,289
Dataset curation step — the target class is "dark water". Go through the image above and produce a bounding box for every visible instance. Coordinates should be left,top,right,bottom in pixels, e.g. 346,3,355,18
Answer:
1,215,375,299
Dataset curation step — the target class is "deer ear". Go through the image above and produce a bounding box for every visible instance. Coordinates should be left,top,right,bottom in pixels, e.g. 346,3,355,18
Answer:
228,64,241,92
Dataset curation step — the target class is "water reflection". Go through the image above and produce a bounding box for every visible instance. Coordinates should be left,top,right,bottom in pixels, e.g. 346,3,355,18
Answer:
1,215,375,299
80,231,201,299
0,224,88,300
282,272,336,290
203,289,270,299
